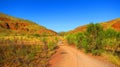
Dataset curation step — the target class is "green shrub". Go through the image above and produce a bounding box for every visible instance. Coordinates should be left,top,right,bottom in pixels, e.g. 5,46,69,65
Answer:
33,34,40,37
0,37,57,67
65,34,76,45
91,49,103,55
84,23,104,55
0,45,41,67
66,23,120,56
74,32,85,49
48,41,57,51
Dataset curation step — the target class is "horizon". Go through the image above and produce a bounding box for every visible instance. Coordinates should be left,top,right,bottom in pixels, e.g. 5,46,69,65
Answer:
0,0,120,32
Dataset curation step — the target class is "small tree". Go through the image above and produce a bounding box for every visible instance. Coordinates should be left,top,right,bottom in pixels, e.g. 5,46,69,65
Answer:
85,23,104,55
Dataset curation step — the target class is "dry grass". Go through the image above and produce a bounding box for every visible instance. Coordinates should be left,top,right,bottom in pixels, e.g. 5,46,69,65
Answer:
0,36,58,67
102,52,120,67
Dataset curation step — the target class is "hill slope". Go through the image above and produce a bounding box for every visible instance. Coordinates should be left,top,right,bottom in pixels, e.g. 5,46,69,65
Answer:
68,18,120,34
0,13,57,36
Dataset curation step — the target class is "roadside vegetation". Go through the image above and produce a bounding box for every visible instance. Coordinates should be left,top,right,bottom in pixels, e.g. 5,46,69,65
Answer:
0,36,58,67
0,13,59,67
65,23,120,66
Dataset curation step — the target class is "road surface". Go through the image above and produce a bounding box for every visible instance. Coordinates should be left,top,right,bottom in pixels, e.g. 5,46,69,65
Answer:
49,41,117,67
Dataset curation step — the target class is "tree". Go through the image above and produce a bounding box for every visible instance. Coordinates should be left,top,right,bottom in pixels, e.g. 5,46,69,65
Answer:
85,23,104,55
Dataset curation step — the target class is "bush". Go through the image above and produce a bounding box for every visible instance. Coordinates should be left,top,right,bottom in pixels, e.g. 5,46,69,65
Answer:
84,23,104,55
91,49,103,55
66,23,120,57
65,34,76,45
48,41,57,51
0,36,57,67
104,28,120,54
74,32,85,49
0,45,43,67
33,34,40,37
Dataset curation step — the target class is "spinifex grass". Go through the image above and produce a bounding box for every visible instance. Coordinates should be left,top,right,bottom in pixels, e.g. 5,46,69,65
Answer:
0,36,58,67
0,44,56,67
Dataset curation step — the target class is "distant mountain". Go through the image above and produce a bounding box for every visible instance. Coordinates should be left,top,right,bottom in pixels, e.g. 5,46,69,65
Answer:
0,13,57,36
68,18,120,34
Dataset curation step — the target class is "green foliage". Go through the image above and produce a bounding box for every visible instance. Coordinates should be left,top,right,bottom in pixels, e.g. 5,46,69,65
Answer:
42,37,48,44
81,37,90,53
84,23,104,55
104,28,120,54
74,32,85,49
55,36,58,43
66,23,120,56
66,34,76,45
48,41,57,51
33,34,40,37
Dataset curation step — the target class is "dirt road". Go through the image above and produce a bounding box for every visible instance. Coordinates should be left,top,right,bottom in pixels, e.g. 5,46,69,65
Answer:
49,44,117,67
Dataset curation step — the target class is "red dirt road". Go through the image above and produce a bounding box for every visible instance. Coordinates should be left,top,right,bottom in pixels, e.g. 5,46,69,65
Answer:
49,45,117,67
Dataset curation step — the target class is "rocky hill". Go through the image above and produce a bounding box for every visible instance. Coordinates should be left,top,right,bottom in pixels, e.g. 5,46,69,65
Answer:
68,18,120,34
0,13,57,36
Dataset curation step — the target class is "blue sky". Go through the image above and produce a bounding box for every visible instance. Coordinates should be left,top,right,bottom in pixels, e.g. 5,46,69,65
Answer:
0,0,120,32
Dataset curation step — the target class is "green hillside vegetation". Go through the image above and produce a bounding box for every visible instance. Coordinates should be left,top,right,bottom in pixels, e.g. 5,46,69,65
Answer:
65,23,120,66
